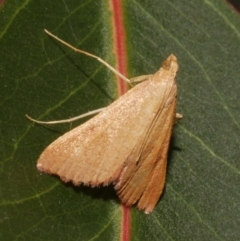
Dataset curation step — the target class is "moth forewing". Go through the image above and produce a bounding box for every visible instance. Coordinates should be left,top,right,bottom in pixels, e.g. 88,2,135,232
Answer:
115,61,178,213
137,98,176,213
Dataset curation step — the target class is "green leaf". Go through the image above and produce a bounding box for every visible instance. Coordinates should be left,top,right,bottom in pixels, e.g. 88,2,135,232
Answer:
1,0,240,240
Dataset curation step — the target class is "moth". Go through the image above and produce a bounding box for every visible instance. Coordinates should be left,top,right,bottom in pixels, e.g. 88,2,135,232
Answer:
27,30,182,214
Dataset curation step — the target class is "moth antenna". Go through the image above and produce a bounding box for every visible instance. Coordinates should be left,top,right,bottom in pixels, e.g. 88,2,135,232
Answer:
44,29,131,85
26,108,105,125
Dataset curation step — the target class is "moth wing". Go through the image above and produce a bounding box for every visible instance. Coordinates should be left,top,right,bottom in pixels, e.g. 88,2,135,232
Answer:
37,73,171,187
115,64,177,213
116,95,176,213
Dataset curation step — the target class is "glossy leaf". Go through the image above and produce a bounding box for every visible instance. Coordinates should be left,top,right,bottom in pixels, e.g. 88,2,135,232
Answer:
1,0,240,240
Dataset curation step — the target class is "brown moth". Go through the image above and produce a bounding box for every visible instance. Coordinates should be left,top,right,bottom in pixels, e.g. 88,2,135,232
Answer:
27,30,182,214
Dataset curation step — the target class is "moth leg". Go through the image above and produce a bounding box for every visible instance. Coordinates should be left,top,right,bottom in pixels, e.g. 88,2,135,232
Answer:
130,74,153,84
175,113,183,123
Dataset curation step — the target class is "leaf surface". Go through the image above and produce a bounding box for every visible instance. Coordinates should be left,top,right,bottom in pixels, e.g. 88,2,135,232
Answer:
1,0,240,240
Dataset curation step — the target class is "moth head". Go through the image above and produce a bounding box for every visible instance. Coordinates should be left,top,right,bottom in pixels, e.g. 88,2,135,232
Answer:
162,54,179,73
